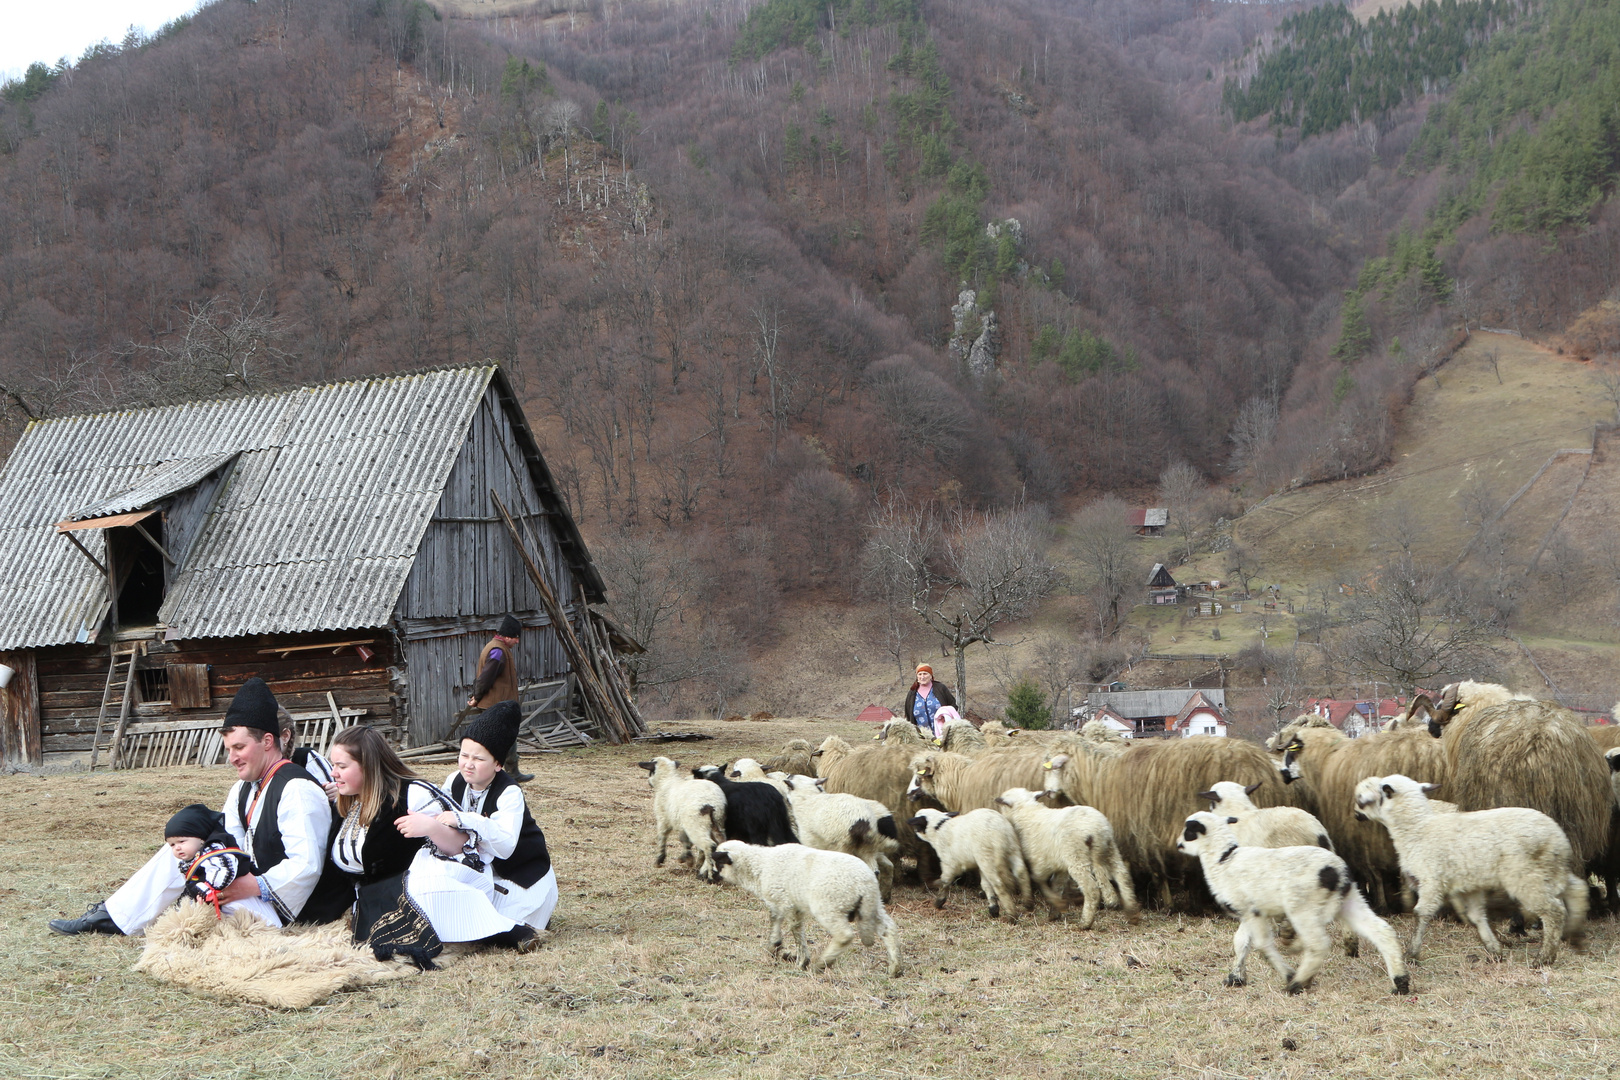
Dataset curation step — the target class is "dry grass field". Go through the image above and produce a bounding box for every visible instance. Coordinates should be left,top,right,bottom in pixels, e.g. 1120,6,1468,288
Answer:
6,716,1620,1079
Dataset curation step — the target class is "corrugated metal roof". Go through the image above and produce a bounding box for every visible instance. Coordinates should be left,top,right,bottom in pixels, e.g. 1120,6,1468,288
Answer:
1085,688,1226,720
0,367,494,649
64,451,239,522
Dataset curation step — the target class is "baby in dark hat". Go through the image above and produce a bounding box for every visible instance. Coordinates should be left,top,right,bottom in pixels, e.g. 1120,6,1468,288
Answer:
164,803,265,919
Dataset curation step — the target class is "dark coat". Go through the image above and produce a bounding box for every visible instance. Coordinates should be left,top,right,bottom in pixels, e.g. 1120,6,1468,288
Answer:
902,681,956,728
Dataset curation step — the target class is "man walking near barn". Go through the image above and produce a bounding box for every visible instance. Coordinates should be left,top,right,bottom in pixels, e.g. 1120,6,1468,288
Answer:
48,677,341,935
466,615,532,782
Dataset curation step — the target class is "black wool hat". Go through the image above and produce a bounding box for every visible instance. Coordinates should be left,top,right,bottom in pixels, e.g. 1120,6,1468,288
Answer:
462,700,522,763
224,677,280,736
166,803,225,841
498,614,522,638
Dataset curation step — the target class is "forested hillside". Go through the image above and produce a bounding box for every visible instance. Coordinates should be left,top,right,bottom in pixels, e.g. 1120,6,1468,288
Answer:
4,0,1620,716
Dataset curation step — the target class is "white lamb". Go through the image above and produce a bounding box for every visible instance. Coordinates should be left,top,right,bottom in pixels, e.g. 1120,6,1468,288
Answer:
780,776,899,900
1352,773,1588,965
1197,781,1334,850
1176,811,1409,995
638,757,727,881
711,840,902,976
908,807,1033,919
993,787,1139,929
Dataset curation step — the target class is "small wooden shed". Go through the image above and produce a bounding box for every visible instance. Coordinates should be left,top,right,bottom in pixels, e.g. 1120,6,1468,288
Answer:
0,365,607,764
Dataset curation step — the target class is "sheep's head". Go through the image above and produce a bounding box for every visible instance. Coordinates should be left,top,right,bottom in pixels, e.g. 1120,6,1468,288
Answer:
1395,693,1437,733
908,808,954,838
1606,748,1620,804
728,757,765,780
1276,738,1308,785
993,787,1038,813
1175,812,1236,858
907,757,938,803
711,841,743,885
637,758,676,785
691,764,724,781
1352,774,1437,820
1196,780,1260,811
1428,683,1464,734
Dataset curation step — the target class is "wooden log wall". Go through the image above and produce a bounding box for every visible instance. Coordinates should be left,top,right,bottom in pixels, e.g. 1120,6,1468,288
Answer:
395,385,580,746
32,632,399,757
1,650,41,765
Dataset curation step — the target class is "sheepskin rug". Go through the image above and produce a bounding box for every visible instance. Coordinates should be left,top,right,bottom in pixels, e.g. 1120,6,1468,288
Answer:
133,901,422,1009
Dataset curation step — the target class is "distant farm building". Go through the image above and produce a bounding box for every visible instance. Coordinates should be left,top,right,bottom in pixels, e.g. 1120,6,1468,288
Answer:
1147,563,1179,604
0,365,614,765
1076,688,1228,738
1302,697,1408,738
1130,507,1168,536
857,704,895,724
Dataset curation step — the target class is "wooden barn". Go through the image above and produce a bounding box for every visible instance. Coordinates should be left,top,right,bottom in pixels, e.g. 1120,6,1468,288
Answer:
0,364,614,766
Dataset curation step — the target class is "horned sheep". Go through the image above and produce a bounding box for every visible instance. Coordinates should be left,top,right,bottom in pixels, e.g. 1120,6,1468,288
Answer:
1421,681,1611,869
759,738,817,780
938,717,987,754
711,841,902,976
909,807,1033,919
1176,812,1409,995
638,757,726,881
1353,774,1588,965
993,787,1139,928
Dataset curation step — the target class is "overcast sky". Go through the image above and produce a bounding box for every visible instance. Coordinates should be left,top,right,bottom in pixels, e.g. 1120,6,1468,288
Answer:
2,1,206,82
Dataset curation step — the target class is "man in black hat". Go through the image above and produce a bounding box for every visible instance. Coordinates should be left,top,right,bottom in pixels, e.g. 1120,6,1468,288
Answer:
463,614,532,782
50,677,342,936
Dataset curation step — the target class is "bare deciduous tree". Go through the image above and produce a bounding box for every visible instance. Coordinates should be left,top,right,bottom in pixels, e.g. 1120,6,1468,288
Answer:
1333,565,1500,692
1069,495,1141,638
1228,395,1278,472
125,295,296,406
1158,459,1204,565
864,494,1062,706
1226,543,1262,598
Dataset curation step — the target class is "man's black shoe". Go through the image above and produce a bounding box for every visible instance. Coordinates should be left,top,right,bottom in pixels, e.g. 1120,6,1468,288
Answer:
49,901,123,936
512,771,536,784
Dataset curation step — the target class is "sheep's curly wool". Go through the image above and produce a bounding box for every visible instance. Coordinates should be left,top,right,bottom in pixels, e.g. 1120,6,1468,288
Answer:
134,901,422,1009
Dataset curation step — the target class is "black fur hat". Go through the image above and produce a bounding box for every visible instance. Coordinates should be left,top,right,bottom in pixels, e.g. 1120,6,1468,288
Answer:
165,803,225,841
498,614,522,638
223,677,279,736
462,700,522,763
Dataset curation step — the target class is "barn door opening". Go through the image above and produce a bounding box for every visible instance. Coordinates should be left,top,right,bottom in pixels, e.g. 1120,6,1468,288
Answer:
106,524,167,629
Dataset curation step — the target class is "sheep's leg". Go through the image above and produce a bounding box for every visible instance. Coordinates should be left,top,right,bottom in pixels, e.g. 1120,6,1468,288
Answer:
1226,919,1260,987
1109,844,1141,924
1158,878,1173,910
878,913,902,977
932,859,957,911
1285,917,1330,994
1035,871,1069,922
767,905,788,960
1340,892,1410,994
1407,887,1445,961
1562,872,1590,946
875,854,895,904
793,911,812,971
654,821,670,867
1517,883,1566,967
815,924,858,973
1456,891,1504,961
1067,861,1102,930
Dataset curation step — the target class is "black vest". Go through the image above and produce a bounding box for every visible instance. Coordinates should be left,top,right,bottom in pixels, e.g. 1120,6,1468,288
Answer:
451,772,551,888
233,759,332,922
300,780,450,925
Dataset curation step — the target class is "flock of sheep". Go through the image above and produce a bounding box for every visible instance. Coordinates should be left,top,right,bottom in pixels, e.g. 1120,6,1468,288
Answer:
637,679,1620,995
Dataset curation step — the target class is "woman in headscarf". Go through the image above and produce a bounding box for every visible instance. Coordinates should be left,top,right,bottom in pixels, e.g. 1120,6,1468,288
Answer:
902,663,956,736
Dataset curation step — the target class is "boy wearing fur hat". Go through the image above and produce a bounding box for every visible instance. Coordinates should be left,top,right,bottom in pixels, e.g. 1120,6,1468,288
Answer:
431,700,558,934
50,677,341,936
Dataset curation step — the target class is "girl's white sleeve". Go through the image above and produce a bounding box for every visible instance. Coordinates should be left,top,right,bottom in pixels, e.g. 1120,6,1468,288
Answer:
451,787,522,860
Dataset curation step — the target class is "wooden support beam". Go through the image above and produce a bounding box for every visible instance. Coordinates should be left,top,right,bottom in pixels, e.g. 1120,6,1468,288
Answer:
131,520,177,566
61,531,107,576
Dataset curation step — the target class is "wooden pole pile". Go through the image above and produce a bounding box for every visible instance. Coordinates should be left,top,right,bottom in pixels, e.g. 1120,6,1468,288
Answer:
491,491,646,744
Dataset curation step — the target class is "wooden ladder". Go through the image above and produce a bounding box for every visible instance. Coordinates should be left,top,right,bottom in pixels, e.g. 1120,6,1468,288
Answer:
89,642,142,770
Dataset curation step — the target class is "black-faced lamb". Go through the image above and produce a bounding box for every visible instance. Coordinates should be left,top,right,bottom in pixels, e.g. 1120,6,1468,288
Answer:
780,775,900,900
1352,773,1589,965
1198,781,1333,851
908,807,1033,919
1176,811,1409,996
638,757,726,881
711,840,902,976
992,787,1139,928
724,758,793,797
690,764,797,848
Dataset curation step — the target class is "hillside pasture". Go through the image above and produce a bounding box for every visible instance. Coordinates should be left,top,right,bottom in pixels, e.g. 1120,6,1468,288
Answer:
5,716,1619,1079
